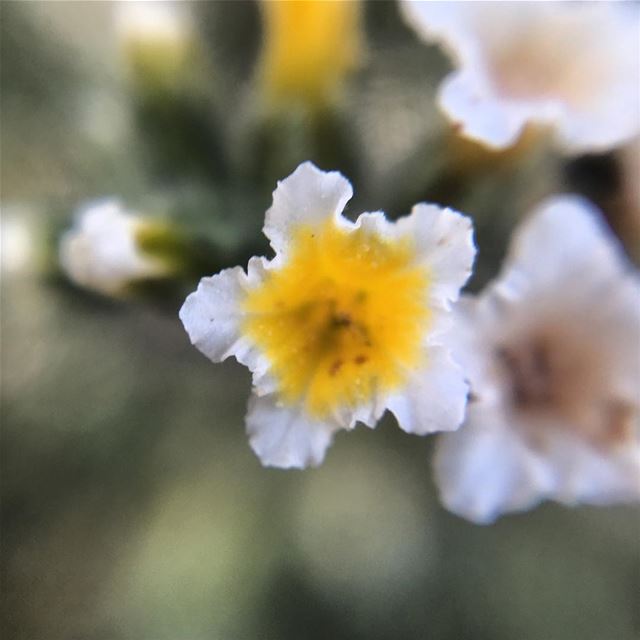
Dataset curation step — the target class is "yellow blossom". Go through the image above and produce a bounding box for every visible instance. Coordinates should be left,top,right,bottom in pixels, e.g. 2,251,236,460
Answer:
259,0,363,110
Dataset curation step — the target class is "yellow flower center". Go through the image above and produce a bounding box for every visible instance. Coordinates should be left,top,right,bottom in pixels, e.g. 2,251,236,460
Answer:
243,219,431,418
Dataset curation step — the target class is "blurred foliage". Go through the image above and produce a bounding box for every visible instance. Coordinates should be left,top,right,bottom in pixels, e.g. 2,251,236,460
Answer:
1,2,638,640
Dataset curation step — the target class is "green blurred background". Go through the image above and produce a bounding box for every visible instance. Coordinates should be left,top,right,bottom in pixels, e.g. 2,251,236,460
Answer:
1,2,638,639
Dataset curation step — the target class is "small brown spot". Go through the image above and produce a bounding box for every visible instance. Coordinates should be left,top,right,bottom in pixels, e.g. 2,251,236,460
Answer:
332,312,353,328
496,339,554,409
329,360,344,376
354,354,368,365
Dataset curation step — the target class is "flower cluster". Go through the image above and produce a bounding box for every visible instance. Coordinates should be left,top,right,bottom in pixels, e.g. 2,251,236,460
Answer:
56,1,640,525
179,162,639,523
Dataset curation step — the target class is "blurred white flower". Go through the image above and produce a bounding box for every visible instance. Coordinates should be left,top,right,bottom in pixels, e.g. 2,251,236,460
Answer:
114,0,193,87
401,1,640,153
1,208,34,275
435,196,640,523
115,0,190,49
60,200,168,296
180,162,475,468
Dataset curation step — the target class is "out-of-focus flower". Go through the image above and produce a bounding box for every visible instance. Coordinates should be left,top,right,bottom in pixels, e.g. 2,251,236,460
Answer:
180,162,475,468
435,196,640,524
1,209,34,275
115,0,194,90
401,1,640,153
60,200,170,296
259,0,363,110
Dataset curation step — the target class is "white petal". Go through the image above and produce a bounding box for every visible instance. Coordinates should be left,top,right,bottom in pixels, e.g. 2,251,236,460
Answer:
400,1,473,65
592,273,640,397
329,381,389,432
442,297,495,402
497,196,630,300
554,7,640,153
434,405,554,524
396,203,475,309
545,432,640,506
350,210,392,236
558,96,640,155
246,394,340,469
385,345,469,436
116,0,191,46
438,70,530,150
179,267,247,362
263,161,353,257
179,257,268,366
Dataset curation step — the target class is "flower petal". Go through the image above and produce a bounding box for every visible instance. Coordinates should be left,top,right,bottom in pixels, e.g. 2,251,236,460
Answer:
439,70,530,150
554,7,640,153
434,405,554,524
396,203,475,309
263,161,354,257
385,345,469,436
545,432,640,507
400,0,472,65
496,196,630,300
179,256,268,365
246,394,340,469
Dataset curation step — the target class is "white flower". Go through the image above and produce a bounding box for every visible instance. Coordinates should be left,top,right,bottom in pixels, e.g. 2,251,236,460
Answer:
60,200,168,296
115,1,191,50
114,0,193,87
401,1,640,153
435,196,640,523
1,208,34,275
180,162,475,469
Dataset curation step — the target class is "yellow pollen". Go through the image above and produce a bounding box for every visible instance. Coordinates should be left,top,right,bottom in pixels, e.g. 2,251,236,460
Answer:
242,219,431,418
